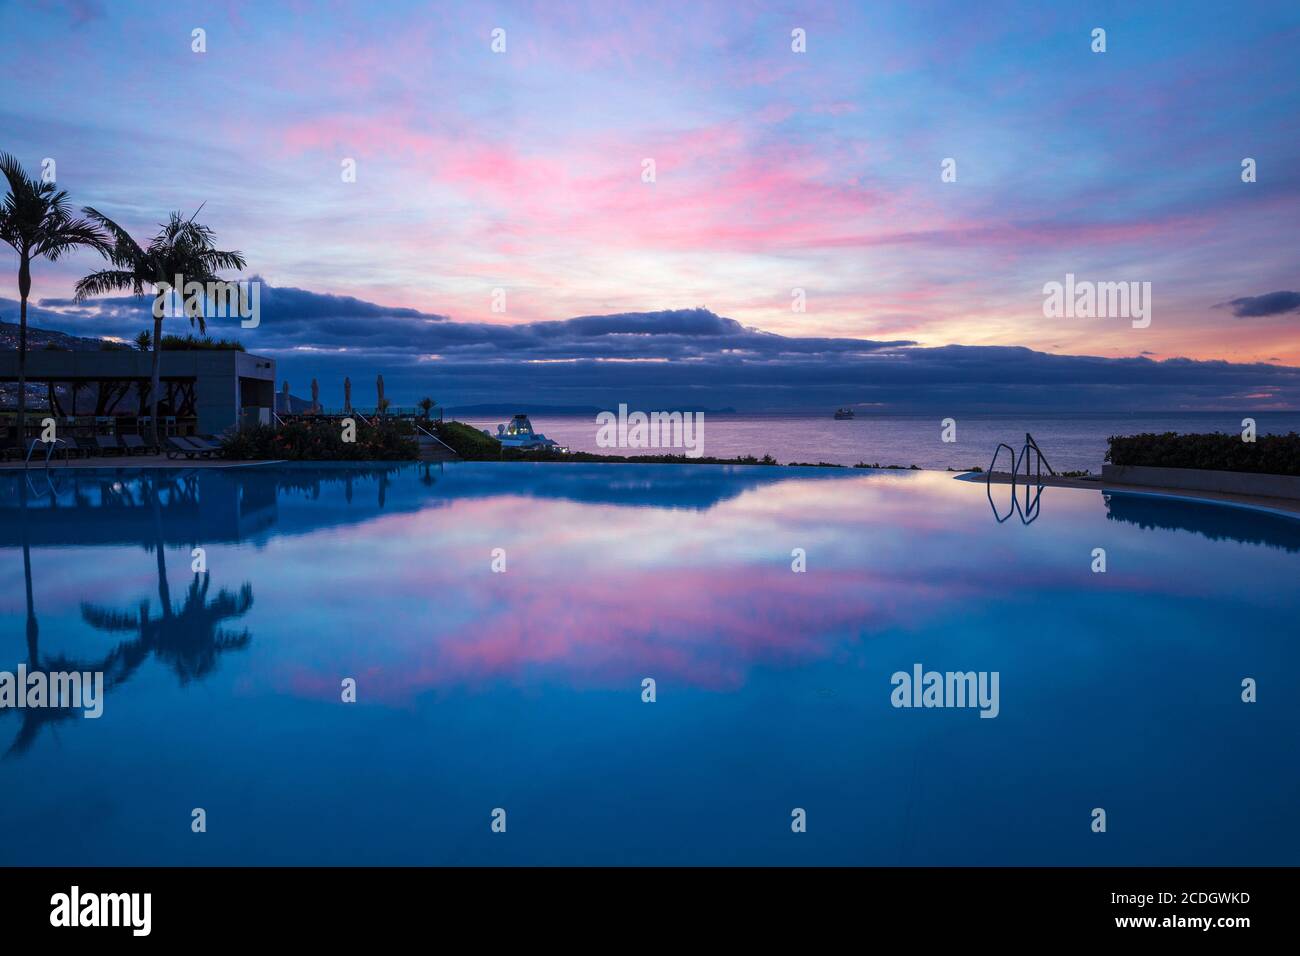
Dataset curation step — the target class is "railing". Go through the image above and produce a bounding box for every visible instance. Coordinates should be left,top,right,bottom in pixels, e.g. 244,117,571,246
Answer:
23,438,70,470
412,421,457,456
1019,432,1056,480
137,415,180,437
986,432,1053,524
277,406,444,421
265,410,456,456
24,464,72,499
986,442,1016,522
985,432,1056,481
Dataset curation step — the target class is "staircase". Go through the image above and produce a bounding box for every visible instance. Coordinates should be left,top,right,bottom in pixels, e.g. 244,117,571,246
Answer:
414,425,460,462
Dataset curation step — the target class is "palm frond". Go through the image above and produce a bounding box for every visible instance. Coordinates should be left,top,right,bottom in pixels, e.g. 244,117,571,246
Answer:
0,151,37,199
80,602,144,632
74,269,141,302
82,207,146,263
193,248,247,272
36,218,111,260
0,155,110,263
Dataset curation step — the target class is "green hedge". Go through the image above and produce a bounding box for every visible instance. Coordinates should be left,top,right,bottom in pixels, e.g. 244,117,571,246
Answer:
220,421,416,461
434,420,504,458
160,333,244,351
1106,431,1300,477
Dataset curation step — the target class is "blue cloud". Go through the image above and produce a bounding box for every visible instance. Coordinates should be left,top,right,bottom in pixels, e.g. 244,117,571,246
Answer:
11,285,1295,412
1220,291,1300,318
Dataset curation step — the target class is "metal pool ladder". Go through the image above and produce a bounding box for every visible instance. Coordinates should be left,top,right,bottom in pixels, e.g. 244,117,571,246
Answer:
987,432,1056,483
986,432,1056,524
23,438,71,469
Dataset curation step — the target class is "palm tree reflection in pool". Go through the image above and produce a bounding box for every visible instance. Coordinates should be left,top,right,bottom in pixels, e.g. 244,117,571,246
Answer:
79,474,254,683
4,474,254,757
80,575,253,685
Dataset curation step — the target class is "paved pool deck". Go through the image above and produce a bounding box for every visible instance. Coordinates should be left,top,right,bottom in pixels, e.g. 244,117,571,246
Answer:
975,470,1300,517
0,454,281,470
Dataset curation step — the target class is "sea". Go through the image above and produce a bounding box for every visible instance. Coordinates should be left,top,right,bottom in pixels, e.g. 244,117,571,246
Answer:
456,411,1300,473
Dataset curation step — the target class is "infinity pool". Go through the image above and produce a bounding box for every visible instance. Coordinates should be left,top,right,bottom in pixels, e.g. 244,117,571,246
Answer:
1,463,1296,865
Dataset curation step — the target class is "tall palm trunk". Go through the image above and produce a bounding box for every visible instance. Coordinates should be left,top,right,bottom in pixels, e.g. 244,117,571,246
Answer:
149,311,163,447
20,484,38,662
16,253,30,440
152,480,171,619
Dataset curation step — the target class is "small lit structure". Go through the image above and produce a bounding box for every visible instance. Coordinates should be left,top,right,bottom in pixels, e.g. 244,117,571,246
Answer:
485,414,567,452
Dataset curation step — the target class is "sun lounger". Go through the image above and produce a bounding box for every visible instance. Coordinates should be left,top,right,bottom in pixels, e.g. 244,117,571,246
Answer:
165,436,197,459
187,434,224,454
95,435,123,455
58,437,89,458
121,434,148,455
165,436,218,460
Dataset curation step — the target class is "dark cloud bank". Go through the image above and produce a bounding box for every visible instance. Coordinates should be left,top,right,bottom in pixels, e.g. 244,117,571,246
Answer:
1219,291,1300,318
12,282,1300,412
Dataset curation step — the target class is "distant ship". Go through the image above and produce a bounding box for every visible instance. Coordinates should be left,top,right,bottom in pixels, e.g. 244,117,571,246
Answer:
483,414,568,451
833,407,855,420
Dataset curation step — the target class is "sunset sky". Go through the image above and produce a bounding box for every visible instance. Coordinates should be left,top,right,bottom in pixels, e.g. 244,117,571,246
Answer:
2,0,1297,409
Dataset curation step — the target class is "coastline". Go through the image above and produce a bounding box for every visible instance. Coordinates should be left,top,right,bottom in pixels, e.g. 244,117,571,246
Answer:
8,453,1300,519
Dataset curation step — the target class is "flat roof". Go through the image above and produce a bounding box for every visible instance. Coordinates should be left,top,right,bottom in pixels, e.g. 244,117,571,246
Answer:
0,349,275,380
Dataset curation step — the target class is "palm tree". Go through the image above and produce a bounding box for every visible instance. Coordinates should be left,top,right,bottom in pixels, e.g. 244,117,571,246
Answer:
0,153,108,440
74,209,245,446
134,329,152,351
418,396,434,419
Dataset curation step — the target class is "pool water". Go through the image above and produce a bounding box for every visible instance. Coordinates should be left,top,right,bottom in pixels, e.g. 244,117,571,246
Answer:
1,463,1296,865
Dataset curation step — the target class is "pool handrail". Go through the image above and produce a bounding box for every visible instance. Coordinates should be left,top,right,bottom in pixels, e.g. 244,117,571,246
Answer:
986,435,1050,524
1021,431,1056,479
412,421,457,456
986,442,1018,522
23,437,71,469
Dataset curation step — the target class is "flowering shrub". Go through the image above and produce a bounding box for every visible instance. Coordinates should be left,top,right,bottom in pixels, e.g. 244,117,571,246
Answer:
220,421,416,461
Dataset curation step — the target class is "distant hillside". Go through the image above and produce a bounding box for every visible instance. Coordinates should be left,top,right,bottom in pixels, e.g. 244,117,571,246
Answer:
0,319,113,352
275,392,316,414
445,403,740,416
